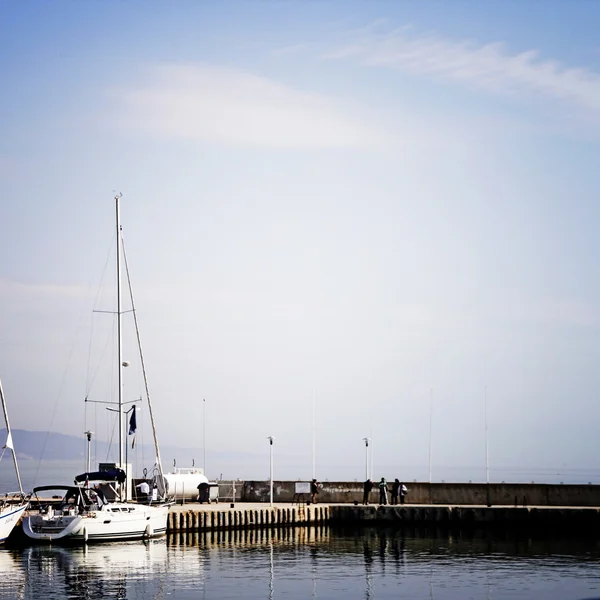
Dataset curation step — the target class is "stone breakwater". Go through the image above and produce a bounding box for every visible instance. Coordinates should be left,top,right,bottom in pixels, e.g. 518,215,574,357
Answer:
237,481,600,506
329,505,600,530
166,503,600,533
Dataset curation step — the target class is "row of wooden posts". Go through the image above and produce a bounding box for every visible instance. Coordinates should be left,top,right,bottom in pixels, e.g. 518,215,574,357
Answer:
168,505,330,532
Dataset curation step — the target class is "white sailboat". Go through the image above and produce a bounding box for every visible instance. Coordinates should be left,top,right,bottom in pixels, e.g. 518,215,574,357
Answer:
0,378,29,543
23,194,171,543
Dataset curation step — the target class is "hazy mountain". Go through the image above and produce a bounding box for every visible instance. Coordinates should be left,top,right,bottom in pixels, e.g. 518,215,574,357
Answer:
0,430,260,477
0,429,198,463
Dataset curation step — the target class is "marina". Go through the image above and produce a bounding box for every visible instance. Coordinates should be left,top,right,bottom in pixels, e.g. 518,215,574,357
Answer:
19,194,171,544
2,0,599,597
15,478,600,542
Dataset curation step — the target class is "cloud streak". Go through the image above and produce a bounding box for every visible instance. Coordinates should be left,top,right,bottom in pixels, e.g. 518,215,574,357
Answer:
109,64,389,150
325,27,600,119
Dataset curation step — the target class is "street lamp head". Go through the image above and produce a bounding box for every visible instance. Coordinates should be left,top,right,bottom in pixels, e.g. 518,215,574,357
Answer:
363,437,371,446
267,436,274,445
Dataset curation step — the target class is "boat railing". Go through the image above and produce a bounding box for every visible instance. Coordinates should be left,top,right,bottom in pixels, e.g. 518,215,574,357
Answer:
0,491,28,504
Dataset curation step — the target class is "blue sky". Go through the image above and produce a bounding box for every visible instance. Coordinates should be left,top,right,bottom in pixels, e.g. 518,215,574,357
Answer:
1,1,600,483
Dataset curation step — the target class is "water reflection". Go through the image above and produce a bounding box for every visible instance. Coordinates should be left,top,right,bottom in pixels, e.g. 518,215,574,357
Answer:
268,539,274,600
0,549,25,600
0,526,599,599
0,540,169,600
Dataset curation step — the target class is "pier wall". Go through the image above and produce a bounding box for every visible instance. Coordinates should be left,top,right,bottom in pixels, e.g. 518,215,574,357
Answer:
238,481,600,507
329,505,600,531
166,504,600,534
168,505,330,532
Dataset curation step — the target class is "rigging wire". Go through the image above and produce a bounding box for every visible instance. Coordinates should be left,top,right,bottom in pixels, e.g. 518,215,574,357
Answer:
83,233,118,473
121,232,166,491
85,232,117,398
34,234,116,488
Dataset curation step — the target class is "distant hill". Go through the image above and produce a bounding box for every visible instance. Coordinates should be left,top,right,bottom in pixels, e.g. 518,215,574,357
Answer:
0,429,206,465
0,429,110,461
0,429,267,480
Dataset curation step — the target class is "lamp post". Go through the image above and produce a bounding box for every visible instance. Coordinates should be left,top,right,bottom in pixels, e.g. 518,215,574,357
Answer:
428,388,433,484
84,430,93,474
267,436,274,506
484,386,489,484
363,437,371,480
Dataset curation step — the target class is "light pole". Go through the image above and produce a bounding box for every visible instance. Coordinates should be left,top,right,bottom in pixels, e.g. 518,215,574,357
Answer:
363,437,371,480
84,430,93,474
267,436,274,506
428,388,433,484
485,386,489,484
203,398,206,476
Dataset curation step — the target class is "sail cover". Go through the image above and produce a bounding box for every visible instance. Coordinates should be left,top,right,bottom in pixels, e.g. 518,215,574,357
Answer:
74,468,126,484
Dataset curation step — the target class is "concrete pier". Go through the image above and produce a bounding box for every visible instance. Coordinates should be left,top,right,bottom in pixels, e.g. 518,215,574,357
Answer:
166,502,600,534
168,502,330,532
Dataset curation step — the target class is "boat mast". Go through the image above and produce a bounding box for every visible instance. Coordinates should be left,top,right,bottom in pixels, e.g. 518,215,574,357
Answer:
0,378,24,495
116,193,124,471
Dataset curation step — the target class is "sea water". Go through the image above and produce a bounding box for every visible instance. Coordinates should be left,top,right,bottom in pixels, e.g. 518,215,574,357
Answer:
0,459,83,494
0,526,599,599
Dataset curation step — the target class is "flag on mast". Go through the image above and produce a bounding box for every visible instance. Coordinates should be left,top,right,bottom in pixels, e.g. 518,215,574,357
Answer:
129,406,137,448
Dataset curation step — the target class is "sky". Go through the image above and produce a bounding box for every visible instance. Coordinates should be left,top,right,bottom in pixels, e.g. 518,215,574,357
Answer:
1,0,600,484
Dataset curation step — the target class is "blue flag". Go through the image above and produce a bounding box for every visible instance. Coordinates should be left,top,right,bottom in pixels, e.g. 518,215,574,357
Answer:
128,406,137,435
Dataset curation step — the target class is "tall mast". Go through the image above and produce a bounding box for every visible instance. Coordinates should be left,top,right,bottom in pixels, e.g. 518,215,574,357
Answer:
116,193,124,470
0,379,23,495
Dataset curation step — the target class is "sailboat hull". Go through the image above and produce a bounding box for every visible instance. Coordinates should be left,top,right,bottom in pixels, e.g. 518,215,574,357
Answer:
23,502,169,543
0,503,28,543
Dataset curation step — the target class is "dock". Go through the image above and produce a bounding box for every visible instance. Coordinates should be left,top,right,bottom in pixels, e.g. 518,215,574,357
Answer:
167,502,600,533
168,502,330,532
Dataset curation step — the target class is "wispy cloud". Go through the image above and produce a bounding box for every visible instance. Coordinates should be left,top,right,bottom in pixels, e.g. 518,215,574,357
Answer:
109,64,389,150
325,27,600,121
0,278,85,301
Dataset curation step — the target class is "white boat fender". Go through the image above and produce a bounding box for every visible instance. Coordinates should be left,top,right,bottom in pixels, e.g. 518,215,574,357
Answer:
82,527,88,542
144,523,153,538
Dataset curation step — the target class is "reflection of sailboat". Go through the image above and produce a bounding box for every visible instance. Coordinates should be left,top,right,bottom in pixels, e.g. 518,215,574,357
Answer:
24,539,169,573
23,194,170,543
0,548,26,600
0,378,28,543
22,540,168,600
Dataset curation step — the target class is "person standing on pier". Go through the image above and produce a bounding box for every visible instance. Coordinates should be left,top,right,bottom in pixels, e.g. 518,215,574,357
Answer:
363,479,374,505
378,477,389,505
311,478,320,504
391,478,400,505
400,482,408,504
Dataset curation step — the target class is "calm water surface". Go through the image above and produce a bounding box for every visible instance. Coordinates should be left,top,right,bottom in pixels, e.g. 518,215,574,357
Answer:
1,527,599,599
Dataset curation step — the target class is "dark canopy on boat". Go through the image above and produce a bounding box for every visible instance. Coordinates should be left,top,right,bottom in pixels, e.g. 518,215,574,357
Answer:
32,485,82,494
74,468,126,484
